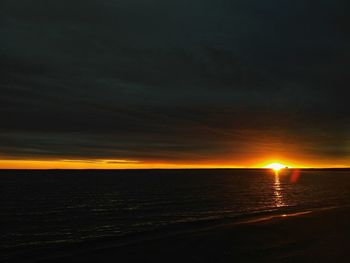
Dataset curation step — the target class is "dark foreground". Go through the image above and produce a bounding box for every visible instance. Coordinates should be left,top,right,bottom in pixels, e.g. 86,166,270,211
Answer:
4,206,350,263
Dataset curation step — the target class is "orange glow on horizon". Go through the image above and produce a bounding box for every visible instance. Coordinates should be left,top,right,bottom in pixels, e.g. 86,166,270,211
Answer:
0,158,347,169
0,159,243,170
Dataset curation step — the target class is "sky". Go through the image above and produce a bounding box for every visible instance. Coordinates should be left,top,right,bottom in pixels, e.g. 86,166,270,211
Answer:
0,0,349,168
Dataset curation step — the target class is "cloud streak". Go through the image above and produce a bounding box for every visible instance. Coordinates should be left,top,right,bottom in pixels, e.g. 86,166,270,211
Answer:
0,0,349,167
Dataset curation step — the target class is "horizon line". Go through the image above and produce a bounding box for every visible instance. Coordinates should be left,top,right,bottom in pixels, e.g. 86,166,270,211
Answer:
0,167,349,171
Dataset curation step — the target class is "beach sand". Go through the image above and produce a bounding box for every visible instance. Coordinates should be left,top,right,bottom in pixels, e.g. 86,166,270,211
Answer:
4,206,350,263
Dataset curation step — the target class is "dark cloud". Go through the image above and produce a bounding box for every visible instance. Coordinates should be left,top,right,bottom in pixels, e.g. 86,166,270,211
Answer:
0,0,349,165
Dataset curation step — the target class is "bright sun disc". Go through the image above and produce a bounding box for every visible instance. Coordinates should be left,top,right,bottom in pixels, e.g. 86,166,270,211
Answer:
265,163,286,172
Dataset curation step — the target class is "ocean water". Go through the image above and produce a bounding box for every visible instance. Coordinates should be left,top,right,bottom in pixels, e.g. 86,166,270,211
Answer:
1,169,350,253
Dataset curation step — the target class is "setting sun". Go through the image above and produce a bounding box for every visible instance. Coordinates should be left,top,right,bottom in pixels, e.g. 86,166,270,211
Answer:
265,163,287,172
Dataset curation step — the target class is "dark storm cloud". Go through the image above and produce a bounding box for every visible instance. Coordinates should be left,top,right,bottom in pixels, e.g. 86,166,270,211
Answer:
0,0,349,163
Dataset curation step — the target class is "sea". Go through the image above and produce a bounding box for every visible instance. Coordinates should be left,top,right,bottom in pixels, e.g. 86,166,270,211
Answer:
1,169,350,260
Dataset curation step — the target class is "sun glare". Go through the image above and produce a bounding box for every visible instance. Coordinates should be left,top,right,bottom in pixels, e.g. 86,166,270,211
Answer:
265,163,286,172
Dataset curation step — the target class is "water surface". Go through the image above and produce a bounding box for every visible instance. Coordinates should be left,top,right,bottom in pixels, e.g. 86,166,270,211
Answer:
1,169,350,251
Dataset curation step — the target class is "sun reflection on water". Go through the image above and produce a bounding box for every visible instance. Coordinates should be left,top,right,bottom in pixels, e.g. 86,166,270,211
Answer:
274,172,285,207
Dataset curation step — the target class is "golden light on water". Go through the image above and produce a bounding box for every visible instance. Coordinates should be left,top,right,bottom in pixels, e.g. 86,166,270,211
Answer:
264,162,288,208
273,172,284,207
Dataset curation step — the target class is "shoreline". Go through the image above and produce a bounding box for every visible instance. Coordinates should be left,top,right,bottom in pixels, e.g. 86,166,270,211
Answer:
4,205,350,263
